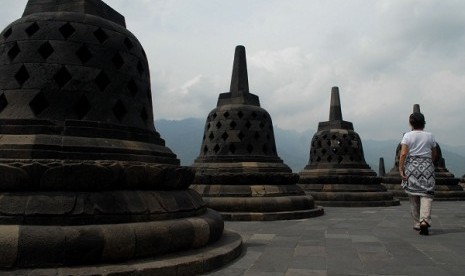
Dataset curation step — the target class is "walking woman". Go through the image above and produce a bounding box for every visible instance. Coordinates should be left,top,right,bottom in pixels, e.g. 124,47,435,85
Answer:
399,111,438,235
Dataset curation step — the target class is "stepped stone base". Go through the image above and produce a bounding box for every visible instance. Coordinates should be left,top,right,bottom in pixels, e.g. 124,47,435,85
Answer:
382,183,409,200
299,182,400,207
219,207,324,221
303,192,400,207
0,230,242,276
192,184,324,221
383,183,465,201
383,173,465,201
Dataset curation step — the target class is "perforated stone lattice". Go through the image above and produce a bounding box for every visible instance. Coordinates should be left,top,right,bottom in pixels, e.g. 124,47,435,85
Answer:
0,92,8,113
8,42,20,61
309,130,366,164
58,23,75,39
38,41,54,60
0,17,153,129
199,107,277,156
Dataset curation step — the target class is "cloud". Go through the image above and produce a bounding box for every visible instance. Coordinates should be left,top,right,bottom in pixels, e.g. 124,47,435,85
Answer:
151,71,220,120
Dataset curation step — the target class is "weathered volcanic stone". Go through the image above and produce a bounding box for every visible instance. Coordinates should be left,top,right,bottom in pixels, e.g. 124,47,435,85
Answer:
382,104,465,200
191,45,323,221
379,157,386,177
298,87,399,207
0,0,241,274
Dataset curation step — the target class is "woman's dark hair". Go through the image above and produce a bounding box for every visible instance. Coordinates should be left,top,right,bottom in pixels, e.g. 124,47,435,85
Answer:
409,113,425,129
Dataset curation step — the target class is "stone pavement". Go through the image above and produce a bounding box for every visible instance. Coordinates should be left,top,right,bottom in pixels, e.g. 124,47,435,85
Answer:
205,201,465,276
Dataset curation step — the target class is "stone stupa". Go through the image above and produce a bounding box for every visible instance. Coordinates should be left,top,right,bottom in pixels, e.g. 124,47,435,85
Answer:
0,0,241,274
431,145,465,200
382,104,465,200
191,46,323,221
298,87,399,207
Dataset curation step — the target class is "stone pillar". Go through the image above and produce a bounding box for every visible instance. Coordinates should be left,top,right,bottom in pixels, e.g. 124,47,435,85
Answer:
379,157,386,177
298,87,399,207
382,104,465,200
191,46,323,221
0,1,241,274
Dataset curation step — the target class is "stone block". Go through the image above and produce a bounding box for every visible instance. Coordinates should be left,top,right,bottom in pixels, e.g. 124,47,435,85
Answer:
17,226,66,267
63,226,105,265
101,224,135,261
0,225,19,268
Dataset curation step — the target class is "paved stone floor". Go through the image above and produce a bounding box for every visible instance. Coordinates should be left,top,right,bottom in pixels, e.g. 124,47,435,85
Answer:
205,201,465,276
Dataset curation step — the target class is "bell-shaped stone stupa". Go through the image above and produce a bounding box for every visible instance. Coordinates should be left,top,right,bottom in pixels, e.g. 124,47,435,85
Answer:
382,104,465,200
434,145,465,200
192,46,323,221
0,0,241,274
298,87,399,207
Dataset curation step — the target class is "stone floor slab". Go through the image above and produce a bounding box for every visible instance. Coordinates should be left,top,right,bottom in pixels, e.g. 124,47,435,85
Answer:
205,202,465,276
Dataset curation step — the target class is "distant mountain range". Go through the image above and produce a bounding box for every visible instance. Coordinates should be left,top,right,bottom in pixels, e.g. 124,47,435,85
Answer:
155,118,465,178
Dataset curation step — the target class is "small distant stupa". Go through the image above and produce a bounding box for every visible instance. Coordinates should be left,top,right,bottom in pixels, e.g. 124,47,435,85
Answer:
298,87,399,207
382,104,465,200
191,46,324,220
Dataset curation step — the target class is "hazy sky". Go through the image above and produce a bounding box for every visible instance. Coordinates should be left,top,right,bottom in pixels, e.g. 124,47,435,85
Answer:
2,0,465,146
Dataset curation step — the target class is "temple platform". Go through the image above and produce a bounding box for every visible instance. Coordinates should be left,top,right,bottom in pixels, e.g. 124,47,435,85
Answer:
207,201,465,276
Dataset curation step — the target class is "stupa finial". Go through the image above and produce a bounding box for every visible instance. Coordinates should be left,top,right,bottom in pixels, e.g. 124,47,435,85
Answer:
230,45,249,96
413,104,421,114
379,157,386,177
217,45,260,106
329,86,343,121
318,86,353,131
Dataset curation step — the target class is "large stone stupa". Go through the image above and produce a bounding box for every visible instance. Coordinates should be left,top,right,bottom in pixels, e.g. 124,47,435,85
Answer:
382,104,465,200
298,87,399,207
191,46,323,221
0,0,241,274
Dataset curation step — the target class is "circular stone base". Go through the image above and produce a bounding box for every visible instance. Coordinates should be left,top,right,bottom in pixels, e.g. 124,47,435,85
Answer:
0,231,242,276
308,192,400,207
192,184,324,221
432,191,465,201
220,206,324,221
313,199,400,207
382,183,409,200
383,183,465,201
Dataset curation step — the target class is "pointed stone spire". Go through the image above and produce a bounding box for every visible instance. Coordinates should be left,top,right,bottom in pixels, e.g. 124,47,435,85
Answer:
217,45,260,106
329,87,343,121
318,86,353,131
230,45,249,96
379,157,386,177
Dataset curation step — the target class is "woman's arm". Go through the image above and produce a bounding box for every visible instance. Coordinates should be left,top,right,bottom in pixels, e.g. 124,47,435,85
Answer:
399,144,409,180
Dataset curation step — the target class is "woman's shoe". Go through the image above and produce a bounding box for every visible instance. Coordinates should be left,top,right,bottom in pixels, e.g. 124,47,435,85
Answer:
419,220,429,235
